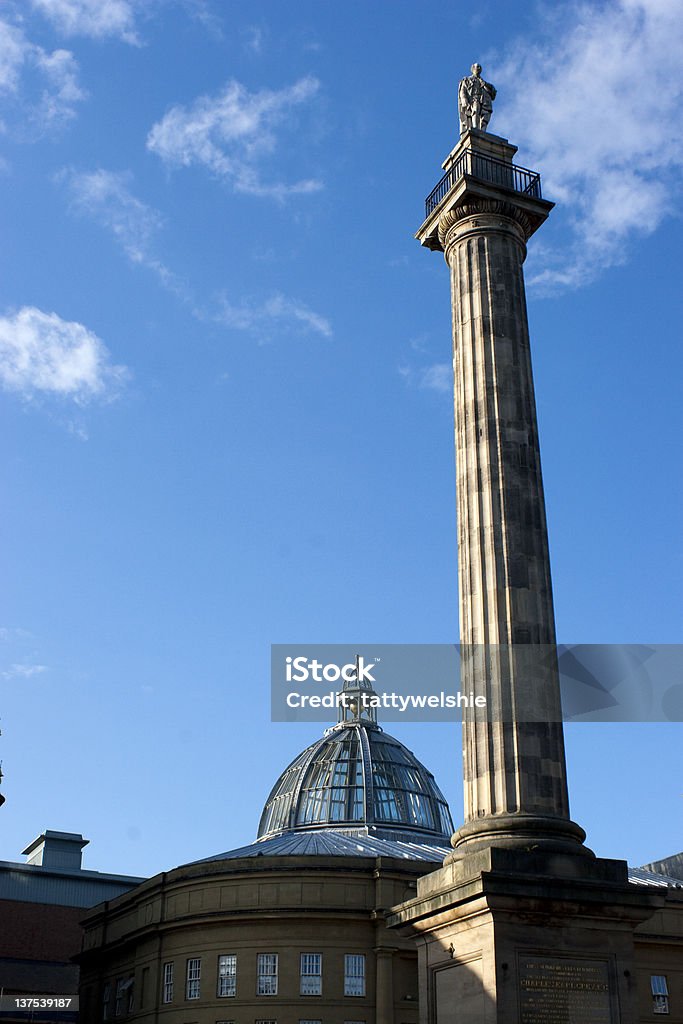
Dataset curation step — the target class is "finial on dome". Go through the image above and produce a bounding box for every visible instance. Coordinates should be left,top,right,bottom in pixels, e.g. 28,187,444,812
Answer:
337,653,379,727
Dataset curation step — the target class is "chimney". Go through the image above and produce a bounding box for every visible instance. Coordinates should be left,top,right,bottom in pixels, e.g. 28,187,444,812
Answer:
22,830,89,870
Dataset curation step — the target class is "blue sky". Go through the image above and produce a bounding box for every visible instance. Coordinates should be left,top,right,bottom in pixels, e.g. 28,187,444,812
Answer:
0,0,681,878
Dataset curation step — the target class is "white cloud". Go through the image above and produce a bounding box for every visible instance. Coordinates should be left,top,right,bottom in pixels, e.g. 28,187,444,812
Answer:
243,25,264,55
0,307,127,402
147,76,323,199
60,168,181,289
493,0,683,289
399,362,452,394
0,17,85,129
0,627,33,642
420,363,451,393
216,292,332,339
29,0,139,44
0,19,26,93
33,46,85,127
2,663,48,679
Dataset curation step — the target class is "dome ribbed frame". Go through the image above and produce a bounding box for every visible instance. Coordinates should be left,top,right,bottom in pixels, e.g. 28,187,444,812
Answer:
257,723,453,842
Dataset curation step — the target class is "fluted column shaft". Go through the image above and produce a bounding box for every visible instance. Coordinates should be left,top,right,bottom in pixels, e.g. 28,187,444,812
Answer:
439,202,582,853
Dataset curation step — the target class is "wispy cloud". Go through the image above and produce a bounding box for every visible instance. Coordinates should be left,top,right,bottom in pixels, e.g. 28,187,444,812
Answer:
215,292,332,339
147,76,323,199
242,25,265,55
399,362,451,394
0,306,127,402
60,168,182,290
0,19,26,94
0,16,86,131
59,167,331,338
32,46,85,128
2,663,48,680
29,0,140,44
494,0,683,290
0,627,33,642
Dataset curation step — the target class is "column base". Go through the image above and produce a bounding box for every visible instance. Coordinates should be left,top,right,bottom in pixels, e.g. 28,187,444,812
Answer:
447,813,593,862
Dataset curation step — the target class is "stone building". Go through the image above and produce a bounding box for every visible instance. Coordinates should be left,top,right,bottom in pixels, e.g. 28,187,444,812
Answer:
77,695,454,1024
76,689,683,1024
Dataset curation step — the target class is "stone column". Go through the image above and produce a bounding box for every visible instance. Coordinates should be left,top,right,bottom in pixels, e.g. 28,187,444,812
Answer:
419,130,586,858
443,196,585,856
375,947,395,1024
387,124,662,1024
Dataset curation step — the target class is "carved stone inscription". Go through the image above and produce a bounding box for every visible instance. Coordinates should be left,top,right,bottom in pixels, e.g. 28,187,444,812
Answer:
519,955,612,1024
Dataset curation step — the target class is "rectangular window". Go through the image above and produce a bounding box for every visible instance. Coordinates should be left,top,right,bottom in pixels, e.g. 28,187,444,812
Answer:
257,954,278,996
299,1020,322,1024
652,976,669,1015
218,955,237,998
255,1020,277,1024
102,983,111,1021
300,953,322,996
126,980,135,1014
114,980,125,1017
344,954,366,997
186,958,201,1000
162,963,174,1004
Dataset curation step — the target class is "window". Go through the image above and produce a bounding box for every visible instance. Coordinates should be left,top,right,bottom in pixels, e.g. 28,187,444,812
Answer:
300,953,322,996
257,954,278,996
299,1019,322,1024
652,976,669,1015
102,983,111,1021
218,955,237,998
216,1020,235,1024
186,958,201,1000
126,980,135,1014
115,980,125,1017
255,1019,277,1024
162,963,174,1004
344,955,366,997
344,1020,366,1024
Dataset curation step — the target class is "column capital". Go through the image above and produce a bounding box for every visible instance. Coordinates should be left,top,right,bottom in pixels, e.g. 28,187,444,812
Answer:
438,200,531,261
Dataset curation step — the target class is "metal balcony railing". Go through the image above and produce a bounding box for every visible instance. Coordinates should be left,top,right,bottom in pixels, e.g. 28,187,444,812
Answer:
425,149,542,216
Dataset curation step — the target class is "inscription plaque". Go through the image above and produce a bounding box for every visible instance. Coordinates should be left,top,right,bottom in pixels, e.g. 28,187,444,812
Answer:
518,955,613,1024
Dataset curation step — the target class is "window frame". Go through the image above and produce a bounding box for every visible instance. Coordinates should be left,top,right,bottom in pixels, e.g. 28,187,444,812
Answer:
300,953,323,996
102,983,111,1021
186,957,201,1001
217,954,238,998
256,953,279,996
652,975,670,1015
162,962,174,1004
344,954,366,997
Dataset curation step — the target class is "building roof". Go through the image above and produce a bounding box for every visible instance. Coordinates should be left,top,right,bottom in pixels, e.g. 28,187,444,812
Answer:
628,866,683,889
192,827,451,864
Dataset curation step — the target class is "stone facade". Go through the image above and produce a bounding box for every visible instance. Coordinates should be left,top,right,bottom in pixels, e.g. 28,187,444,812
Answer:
77,854,432,1024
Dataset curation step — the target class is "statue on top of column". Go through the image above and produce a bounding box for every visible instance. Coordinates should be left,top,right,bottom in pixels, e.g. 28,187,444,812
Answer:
458,63,496,133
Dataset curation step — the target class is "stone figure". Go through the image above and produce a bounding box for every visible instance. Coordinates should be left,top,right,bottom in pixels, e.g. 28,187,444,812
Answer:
458,63,496,133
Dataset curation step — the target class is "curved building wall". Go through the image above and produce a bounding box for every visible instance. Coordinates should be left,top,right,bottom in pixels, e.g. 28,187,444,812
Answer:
78,854,437,1024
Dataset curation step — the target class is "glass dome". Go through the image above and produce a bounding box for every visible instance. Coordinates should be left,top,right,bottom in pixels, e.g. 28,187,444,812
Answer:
257,722,454,842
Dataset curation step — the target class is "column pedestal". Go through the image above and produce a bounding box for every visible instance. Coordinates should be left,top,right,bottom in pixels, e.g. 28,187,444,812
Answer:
388,849,664,1024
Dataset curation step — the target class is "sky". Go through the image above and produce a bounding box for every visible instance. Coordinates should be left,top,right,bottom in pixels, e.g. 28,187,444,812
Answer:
0,0,681,879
